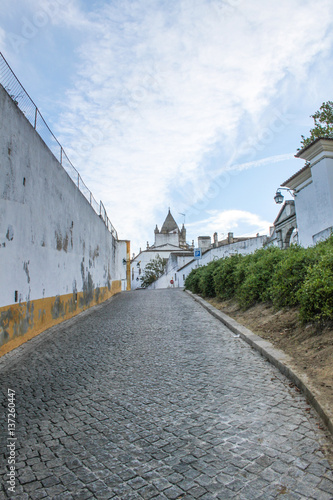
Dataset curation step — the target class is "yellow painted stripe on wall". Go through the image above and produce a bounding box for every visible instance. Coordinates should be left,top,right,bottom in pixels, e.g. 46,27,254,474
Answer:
126,240,131,290
0,281,122,357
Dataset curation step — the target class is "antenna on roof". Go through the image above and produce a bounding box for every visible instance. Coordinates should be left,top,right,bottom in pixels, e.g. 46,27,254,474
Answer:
179,212,185,225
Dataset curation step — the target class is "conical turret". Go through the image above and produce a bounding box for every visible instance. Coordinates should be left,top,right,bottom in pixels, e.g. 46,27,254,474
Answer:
161,209,179,233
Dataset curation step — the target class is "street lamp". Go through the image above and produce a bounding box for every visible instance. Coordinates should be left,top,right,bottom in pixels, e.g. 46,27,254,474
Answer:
274,190,284,204
274,187,296,204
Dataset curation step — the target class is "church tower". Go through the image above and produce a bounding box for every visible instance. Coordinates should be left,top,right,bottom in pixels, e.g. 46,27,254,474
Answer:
180,224,186,248
160,209,179,234
154,209,182,248
131,209,193,289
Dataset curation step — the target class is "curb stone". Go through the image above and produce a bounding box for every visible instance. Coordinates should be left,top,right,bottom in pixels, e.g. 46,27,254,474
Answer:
185,289,333,438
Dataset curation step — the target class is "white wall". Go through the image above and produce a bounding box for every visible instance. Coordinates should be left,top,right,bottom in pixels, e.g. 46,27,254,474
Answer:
0,83,127,308
155,231,179,247
294,157,333,247
309,157,333,241
130,248,193,289
292,140,333,247
130,250,167,289
148,235,267,289
293,180,316,247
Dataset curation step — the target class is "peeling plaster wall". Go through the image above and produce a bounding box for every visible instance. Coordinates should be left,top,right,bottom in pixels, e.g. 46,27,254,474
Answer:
0,84,130,355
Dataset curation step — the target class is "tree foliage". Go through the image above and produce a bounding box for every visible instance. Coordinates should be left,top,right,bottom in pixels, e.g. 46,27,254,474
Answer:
185,235,333,325
213,254,243,300
198,260,220,297
140,255,167,288
269,245,316,308
300,101,333,149
236,247,284,309
184,267,204,294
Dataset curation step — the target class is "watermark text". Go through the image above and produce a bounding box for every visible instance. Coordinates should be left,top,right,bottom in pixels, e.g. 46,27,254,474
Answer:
7,389,16,494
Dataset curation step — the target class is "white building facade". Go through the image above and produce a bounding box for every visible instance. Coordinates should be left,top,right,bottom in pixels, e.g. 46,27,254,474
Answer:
148,234,267,289
267,201,298,249
130,210,193,289
283,138,333,247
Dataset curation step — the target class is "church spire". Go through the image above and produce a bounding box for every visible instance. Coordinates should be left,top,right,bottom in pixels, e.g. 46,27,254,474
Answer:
161,209,179,233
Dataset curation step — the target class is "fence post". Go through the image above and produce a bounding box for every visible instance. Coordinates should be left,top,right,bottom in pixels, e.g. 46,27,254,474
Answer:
78,174,80,189
60,147,63,165
34,108,38,129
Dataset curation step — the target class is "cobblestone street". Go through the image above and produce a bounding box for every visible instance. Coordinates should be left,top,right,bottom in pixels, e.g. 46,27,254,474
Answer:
1,289,333,499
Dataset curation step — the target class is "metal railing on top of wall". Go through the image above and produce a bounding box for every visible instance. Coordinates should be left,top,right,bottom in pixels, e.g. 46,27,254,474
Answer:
0,52,118,240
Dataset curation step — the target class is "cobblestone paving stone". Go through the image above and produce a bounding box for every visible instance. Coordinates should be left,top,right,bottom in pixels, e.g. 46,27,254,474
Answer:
0,289,333,499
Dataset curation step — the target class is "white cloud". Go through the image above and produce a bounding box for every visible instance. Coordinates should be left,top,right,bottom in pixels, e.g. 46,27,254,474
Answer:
28,0,333,251
0,26,6,49
187,209,272,240
224,153,295,173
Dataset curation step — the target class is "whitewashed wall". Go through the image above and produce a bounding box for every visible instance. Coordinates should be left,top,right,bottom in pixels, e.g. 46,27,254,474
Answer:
130,247,192,289
293,142,333,247
304,157,333,245
0,83,127,308
148,235,267,289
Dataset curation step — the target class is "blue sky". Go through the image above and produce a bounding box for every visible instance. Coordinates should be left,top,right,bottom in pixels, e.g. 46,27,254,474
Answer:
1,0,333,255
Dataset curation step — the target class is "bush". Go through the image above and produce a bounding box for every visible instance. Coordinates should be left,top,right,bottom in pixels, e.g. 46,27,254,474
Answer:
213,254,243,300
233,253,256,291
269,245,317,308
298,249,333,323
314,232,333,253
199,260,220,297
184,267,205,294
236,247,284,309
185,236,333,324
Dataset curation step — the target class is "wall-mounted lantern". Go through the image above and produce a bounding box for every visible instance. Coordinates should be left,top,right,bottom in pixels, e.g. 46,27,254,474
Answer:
274,187,296,204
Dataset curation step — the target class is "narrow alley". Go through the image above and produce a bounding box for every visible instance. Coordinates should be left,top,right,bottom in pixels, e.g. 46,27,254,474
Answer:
1,289,332,499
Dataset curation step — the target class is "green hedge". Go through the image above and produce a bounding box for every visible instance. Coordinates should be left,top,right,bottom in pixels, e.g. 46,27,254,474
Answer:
184,235,333,324
199,260,221,298
269,245,317,308
236,247,285,309
184,266,205,295
298,247,333,323
213,254,243,300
